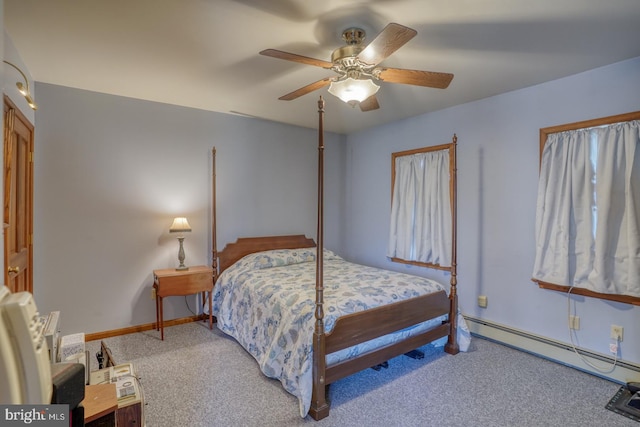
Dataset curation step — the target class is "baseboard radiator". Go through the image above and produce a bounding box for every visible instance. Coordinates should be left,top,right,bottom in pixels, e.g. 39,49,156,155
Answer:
465,315,640,384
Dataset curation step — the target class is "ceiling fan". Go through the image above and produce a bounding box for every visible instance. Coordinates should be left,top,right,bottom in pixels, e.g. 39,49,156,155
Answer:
260,23,454,111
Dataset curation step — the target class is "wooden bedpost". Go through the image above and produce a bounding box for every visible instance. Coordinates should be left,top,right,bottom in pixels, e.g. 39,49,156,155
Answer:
309,96,330,420
212,147,218,280
445,134,460,355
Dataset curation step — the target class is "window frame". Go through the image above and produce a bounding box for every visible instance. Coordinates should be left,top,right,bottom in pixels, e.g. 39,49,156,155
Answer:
389,139,457,272
534,110,640,306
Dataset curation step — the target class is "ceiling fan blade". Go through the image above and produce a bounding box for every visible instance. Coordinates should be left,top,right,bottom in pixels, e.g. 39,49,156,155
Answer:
279,78,333,101
260,49,334,69
378,68,454,89
357,23,417,66
359,95,380,112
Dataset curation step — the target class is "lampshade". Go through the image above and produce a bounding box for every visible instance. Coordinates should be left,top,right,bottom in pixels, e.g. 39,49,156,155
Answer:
169,217,192,233
328,77,379,105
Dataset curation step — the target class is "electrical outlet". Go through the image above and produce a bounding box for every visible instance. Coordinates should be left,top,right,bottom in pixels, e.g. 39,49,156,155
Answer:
611,325,624,341
478,295,488,308
151,287,156,300
569,315,580,330
610,343,619,355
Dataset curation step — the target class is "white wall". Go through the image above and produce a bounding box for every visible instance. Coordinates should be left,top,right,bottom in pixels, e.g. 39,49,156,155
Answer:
344,57,640,366
32,83,345,335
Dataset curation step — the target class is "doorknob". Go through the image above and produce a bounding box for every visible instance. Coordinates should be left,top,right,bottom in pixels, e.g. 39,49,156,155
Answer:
7,266,19,274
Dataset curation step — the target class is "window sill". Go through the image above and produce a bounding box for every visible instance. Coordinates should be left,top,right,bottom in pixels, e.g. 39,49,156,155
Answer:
533,279,640,306
390,257,451,272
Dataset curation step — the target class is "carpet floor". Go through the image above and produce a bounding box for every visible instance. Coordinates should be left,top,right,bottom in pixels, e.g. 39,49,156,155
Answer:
87,322,636,426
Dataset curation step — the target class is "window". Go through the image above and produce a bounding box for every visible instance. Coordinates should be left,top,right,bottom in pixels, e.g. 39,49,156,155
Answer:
387,140,456,270
532,111,640,305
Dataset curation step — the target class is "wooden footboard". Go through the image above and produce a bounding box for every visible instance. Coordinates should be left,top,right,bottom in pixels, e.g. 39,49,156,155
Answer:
308,290,450,419
325,290,449,355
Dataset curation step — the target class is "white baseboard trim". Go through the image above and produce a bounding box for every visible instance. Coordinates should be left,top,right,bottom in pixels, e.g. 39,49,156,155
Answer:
465,315,640,384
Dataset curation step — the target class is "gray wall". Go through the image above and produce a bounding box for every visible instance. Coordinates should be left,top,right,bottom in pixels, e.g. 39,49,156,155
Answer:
32,83,345,334
344,57,640,365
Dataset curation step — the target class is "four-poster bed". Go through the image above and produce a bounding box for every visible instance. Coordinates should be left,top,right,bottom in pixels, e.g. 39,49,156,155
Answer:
210,97,465,420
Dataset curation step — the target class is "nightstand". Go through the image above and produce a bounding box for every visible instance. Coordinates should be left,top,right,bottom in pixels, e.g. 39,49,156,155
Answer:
152,265,214,340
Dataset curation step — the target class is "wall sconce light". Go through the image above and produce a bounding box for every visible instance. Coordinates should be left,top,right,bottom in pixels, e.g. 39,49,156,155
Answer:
169,217,192,271
3,60,38,110
328,77,379,107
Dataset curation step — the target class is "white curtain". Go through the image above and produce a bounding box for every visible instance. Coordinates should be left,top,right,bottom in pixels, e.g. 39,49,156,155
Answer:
387,150,451,266
533,120,640,297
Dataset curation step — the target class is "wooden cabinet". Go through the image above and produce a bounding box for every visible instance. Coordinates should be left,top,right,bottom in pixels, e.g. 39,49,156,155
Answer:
83,384,117,427
116,401,142,426
90,344,143,427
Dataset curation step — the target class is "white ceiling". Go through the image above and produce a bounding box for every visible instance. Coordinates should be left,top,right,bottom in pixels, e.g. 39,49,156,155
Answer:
5,0,640,134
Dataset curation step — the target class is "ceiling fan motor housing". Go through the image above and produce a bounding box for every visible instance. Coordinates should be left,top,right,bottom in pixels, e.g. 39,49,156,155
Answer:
331,45,364,64
332,27,366,68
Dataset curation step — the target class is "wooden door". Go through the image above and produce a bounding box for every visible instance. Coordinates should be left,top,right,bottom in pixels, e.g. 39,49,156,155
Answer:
3,96,34,293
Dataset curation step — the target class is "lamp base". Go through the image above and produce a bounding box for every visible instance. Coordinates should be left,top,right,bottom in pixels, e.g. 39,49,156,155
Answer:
176,236,189,271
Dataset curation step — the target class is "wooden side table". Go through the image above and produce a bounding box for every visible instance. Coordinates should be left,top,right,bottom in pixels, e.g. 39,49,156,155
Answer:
153,265,214,340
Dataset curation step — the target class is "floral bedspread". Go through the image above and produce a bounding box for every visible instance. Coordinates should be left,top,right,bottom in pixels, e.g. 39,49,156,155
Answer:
211,248,470,417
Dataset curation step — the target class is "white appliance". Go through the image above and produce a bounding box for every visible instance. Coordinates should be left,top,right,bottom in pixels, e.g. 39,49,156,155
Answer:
41,310,60,363
0,286,53,404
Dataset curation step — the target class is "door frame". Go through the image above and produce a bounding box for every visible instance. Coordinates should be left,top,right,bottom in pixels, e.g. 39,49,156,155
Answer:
3,95,34,294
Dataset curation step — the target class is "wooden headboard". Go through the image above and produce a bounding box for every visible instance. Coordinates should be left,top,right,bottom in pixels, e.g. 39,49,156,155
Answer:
217,234,316,274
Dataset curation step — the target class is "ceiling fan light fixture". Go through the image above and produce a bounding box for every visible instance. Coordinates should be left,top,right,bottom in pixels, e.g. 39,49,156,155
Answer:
328,77,379,105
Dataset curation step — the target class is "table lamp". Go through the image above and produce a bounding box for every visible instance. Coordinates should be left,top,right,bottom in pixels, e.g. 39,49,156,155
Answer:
169,217,191,270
